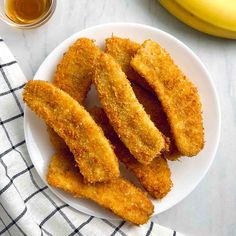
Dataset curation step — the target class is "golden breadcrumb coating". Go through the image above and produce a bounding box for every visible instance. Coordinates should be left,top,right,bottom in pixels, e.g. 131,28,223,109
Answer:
131,83,181,161
105,36,179,160
105,36,140,73
105,36,152,92
131,40,204,156
23,80,119,183
93,52,167,164
47,153,154,225
53,38,101,105
89,107,173,199
48,107,172,199
48,38,102,165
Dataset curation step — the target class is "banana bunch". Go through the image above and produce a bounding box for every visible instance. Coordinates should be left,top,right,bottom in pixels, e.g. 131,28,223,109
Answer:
159,0,236,39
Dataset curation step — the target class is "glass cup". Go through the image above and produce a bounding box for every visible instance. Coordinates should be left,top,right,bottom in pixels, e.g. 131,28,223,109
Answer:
0,0,56,29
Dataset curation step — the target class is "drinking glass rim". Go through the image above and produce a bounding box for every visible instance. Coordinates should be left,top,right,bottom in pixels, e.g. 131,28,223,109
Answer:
0,0,57,29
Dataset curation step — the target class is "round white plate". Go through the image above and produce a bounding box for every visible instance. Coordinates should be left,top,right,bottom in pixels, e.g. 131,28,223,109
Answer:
24,23,221,220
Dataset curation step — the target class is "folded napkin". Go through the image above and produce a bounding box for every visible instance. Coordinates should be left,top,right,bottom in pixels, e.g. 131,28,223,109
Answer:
0,37,184,236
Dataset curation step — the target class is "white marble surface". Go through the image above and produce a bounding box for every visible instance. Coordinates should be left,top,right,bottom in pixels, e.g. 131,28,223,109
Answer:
1,1,236,235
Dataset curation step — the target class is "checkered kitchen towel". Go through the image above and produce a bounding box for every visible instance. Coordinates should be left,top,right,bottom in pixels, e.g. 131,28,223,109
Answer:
0,37,184,236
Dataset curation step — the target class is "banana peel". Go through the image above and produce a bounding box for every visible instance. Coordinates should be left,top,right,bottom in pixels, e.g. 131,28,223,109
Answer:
159,0,236,39
176,0,236,32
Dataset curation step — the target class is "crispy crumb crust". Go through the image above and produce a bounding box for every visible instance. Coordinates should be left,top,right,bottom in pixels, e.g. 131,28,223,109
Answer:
23,80,119,183
93,52,167,164
131,83,181,161
131,40,204,156
53,38,101,105
48,37,101,163
105,36,152,92
105,36,180,160
48,107,173,199
47,153,154,225
90,107,173,199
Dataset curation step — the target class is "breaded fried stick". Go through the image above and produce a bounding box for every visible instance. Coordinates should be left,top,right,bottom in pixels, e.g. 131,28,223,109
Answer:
53,38,101,105
23,80,119,183
47,153,154,225
105,36,180,160
90,107,172,199
131,40,204,156
131,84,180,161
105,36,152,92
105,36,140,73
93,53,167,165
48,38,101,154
48,108,172,199
48,38,101,157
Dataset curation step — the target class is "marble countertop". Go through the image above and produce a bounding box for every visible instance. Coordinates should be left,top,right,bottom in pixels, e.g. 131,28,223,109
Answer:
1,1,236,235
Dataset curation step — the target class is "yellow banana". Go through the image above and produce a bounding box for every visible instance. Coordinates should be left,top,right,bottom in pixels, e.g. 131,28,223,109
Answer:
159,0,236,39
175,0,236,32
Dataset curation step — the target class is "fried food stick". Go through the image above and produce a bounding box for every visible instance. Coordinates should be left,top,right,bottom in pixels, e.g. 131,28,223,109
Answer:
131,40,204,156
47,153,154,225
105,37,180,160
53,38,101,105
90,107,172,199
48,108,172,199
23,80,119,183
48,37,101,156
105,36,152,92
93,53,167,165
131,83,181,161
48,38,102,160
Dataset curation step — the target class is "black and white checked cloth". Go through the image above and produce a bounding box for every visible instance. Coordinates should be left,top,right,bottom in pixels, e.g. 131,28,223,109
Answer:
0,37,184,236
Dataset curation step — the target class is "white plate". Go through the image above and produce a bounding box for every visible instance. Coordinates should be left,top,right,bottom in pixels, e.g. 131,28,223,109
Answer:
24,23,221,220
